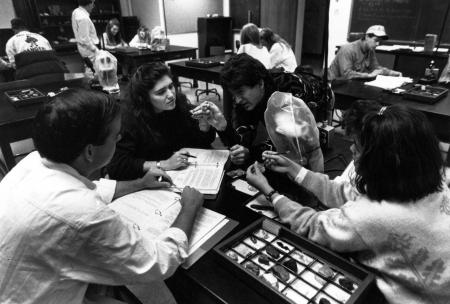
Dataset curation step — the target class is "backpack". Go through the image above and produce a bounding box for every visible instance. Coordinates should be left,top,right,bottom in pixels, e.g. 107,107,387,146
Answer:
271,70,333,122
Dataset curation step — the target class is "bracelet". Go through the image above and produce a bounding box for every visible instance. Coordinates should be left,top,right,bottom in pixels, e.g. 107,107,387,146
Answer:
264,190,278,202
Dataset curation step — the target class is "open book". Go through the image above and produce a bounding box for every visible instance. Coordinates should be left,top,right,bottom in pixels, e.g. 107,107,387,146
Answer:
167,148,230,199
109,189,237,269
364,75,413,90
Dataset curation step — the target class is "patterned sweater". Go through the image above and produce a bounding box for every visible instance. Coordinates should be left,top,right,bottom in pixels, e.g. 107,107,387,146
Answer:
274,169,450,304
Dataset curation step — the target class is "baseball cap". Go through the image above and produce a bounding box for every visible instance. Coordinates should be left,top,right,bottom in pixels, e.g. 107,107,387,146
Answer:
366,25,388,40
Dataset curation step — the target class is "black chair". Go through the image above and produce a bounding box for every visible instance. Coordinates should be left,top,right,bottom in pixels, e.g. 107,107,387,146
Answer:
194,45,224,102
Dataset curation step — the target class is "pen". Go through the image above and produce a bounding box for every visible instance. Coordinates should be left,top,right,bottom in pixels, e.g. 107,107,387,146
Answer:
181,152,197,158
157,176,182,192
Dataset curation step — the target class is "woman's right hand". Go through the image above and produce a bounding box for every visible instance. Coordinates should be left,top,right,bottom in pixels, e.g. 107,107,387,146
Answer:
262,150,302,178
190,101,227,131
161,150,189,170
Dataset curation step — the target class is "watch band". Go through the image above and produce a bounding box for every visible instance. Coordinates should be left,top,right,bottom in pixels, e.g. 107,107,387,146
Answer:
264,190,278,202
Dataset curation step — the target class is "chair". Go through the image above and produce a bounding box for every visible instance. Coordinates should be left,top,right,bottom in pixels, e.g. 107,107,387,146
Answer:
194,45,224,102
14,50,68,80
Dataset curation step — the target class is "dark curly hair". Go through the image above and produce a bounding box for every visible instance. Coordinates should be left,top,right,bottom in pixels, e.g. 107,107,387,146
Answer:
342,99,382,137
354,105,443,202
33,88,120,163
221,53,271,92
126,62,188,122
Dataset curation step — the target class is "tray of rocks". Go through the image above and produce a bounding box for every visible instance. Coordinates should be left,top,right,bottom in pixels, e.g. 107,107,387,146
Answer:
5,88,48,107
214,218,380,304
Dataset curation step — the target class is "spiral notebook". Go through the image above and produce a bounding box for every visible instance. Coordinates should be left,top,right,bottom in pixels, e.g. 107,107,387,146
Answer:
110,189,237,269
166,148,230,199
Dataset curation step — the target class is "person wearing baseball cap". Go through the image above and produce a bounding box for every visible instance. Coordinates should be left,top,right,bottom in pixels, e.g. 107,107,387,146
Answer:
328,25,402,80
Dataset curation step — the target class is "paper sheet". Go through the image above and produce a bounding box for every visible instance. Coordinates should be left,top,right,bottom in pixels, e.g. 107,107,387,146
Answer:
110,189,227,251
364,75,413,90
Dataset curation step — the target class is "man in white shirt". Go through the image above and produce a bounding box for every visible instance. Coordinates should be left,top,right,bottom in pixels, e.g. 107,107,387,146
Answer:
0,88,204,304
72,0,99,64
4,18,52,67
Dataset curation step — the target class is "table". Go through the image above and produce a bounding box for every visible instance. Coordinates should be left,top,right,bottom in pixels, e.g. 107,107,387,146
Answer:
113,45,197,74
332,80,450,141
0,76,89,171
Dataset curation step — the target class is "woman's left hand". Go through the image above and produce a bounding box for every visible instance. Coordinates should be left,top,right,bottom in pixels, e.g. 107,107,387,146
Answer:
246,161,272,193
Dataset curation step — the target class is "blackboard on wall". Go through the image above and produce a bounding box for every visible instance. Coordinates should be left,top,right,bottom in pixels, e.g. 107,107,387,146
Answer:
350,0,450,45
164,0,223,34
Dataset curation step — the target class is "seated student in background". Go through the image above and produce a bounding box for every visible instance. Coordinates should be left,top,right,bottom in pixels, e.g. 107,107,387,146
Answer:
260,27,297,72
4,17,52,68
237,23,271,69
247,105,450,304
107,62,217,180
328,25,402,80
0,88,204,304
196,53,324,171
102,18,127,50
129,25,151,48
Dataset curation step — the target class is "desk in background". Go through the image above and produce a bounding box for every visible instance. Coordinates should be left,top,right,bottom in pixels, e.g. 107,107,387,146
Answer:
332,80,450,141
375,48,449,78
113,45,197,75
0,76,89,171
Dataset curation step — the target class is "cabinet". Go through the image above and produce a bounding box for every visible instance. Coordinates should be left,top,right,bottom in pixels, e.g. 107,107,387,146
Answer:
13,0,121,46
197,17,233,58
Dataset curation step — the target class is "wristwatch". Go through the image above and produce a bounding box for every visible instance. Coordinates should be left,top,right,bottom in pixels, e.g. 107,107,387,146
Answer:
156,161,162,169
264,190,278,202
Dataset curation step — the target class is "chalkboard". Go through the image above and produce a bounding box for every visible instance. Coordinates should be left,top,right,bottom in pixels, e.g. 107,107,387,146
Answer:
350,0,450,45
164,0,223,34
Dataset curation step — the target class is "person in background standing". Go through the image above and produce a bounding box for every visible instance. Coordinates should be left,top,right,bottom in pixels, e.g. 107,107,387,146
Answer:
260,27,297,72
72,0,99,67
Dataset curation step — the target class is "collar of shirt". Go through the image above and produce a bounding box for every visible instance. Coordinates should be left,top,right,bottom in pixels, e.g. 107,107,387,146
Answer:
41,157,96,190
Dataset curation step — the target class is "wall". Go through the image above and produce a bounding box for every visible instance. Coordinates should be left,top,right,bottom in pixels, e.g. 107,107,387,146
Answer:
0,0,15,28
131,0,161,31
327,0,353,63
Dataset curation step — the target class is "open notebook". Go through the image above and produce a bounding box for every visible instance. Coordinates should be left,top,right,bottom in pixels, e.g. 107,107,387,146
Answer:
166,148,230,199
110,189,238,269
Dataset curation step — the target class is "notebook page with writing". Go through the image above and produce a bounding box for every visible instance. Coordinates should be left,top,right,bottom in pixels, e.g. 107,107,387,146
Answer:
109,189,236,268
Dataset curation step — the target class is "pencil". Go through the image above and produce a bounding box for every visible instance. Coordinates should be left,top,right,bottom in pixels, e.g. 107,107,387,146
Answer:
181,152,197,158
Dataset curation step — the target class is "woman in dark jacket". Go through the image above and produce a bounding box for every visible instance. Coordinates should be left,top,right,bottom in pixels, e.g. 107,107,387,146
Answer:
107,62,216,180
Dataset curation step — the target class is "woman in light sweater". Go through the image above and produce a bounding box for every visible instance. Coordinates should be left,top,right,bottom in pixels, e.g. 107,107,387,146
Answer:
237,23,271,69
260,27,297,72
247,105,450,304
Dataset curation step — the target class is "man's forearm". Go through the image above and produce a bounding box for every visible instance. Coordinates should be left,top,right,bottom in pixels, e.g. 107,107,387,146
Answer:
171,207,199,239
113,178,145,200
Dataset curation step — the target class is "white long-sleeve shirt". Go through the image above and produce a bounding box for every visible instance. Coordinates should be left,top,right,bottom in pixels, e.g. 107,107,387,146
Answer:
71,6,99,60
5,30,52,64
237,43,271,69
272,167,450,304
269,42,297,72
0,152,188,304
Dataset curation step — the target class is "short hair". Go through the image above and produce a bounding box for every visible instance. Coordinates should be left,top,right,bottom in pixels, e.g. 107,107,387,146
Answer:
260,27,291,51
240,23,260,45
33,88,121,164
77,0,94,6
355,105,443,202
221,53,270,92
10,18,27,31
342,99,382,137
127,61,173,117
